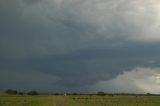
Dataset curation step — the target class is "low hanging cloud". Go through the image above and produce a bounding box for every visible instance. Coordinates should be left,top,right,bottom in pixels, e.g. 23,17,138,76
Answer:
0,68,60,92
1,0,160,93
93,67,160,94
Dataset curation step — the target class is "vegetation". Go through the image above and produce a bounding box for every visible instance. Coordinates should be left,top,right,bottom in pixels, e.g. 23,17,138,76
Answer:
1,92,160,106
5,89,17,95
5,89,39,96
0,94,54,106
18,92,24,95
62,95,160,106
27,91,39,95
97,91,106,96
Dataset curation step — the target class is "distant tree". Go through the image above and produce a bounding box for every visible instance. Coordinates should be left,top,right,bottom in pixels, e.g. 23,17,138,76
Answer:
146,93,152,96
27,91,39,95
53,93,60,95
5,89,12,94
97,91,106,96
72,93,78,95
18,92,24,95
5,89,17,95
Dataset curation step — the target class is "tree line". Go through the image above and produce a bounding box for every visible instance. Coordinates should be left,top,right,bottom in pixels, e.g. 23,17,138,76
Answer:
5,89,156,96
5,89,39,95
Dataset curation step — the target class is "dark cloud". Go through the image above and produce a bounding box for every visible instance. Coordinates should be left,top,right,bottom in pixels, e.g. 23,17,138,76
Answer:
1,43,160,92
23,0,42,5
1,0,160,93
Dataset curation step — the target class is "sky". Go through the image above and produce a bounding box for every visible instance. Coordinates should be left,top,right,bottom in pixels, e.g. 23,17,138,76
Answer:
1,0,160,93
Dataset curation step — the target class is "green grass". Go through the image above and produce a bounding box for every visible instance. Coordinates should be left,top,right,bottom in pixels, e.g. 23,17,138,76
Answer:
61,95,160,106
0,94,54,106
1,94,160,106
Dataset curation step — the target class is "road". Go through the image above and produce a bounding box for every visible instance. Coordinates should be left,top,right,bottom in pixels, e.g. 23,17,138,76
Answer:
54,97,67,106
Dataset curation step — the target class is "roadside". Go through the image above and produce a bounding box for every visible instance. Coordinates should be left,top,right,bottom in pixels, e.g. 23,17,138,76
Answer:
54,97,68,106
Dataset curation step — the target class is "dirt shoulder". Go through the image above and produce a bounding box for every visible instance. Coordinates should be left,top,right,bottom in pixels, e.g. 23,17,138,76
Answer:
55,97,68,106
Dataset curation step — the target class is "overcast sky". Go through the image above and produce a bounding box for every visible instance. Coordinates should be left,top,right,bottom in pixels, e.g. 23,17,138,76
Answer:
1,0,160,93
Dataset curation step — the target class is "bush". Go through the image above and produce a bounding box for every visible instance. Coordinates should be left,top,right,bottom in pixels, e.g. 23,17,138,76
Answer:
146,93,152,96
27,91,39,95
5,89,17,95
72,93,78,95
97,91,106,96
18,92,24,95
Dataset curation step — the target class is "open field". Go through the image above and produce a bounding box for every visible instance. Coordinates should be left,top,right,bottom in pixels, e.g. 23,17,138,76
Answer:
1,94,160,106
59,95,160,106
0,94,54,106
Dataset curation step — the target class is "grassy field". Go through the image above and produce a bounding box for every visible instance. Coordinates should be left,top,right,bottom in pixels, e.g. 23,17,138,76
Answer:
61,95,160,106
1,94,160,106
0,94,54,106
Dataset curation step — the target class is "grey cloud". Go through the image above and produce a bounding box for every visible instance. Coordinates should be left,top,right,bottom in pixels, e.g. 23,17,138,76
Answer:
92,67,160,94
23,0,42,5
1,0,159,58
0,68,59,92
1,43,160,92
1,0,160,93
30,44,160,89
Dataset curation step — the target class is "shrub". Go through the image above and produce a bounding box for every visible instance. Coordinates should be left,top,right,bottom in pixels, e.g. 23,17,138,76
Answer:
18,92,24,95
5,89,17,95
97,91,106,96
27,91,39,95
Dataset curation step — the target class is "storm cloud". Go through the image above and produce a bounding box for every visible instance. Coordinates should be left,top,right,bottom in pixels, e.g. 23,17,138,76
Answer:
93,67,160,94
23,0,42,5
1,0,160,93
